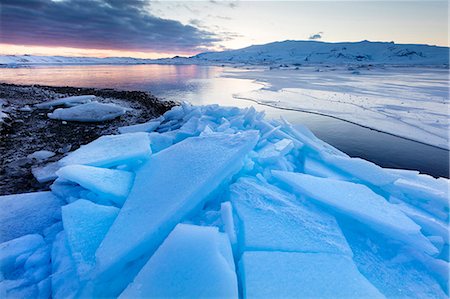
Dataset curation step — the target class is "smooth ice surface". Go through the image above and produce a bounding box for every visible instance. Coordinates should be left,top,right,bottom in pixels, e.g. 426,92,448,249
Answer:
60,132,151,167
323,155,397,186
0,192,61,243
35,95,95,109
120,224,238,298
57,165,134,206
93,131,258,294
230,177,352,255
229,66,450,149
272,171,438,255
240,251,384,299
118,120,160,134
48,102,127,122
61,200,119,277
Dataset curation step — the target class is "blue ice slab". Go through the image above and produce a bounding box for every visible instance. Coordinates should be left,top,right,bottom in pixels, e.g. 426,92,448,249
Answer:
120,224,238,298
272,171,438,255
0,192,61,243
59,132,151,168
92,131,258,295
240,251,384,299
322,154,397,186
61,199,119,277
57,165,134,206
230,177,352,255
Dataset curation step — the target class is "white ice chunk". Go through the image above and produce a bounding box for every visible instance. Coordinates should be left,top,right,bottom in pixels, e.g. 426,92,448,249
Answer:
48,102,127,122
0,192,61,243
60,132,151,168
27,150,55,161
92,131,258,296
62,199,119,277
118,120,160,134
57,165,134,206
230,177,352,255
272,171,438,255
240,251,384,299
323,155,397,186
257,138,294,163
120,224,238,299
32,162,60,183
303,156,347,180
35,95,95,109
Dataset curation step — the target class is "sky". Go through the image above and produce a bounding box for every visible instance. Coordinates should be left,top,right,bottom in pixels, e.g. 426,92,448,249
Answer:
0,0,448,58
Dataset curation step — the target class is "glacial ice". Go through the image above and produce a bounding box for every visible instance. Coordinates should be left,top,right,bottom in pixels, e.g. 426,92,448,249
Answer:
120,224,238,298
92,131,258,296
35,95,95,109
1,103,448,298
0,192,61,243
61,200,119,277
57,165,134,206
118,120,160,134
230,177,352,255
240,251,384,298
47,102,128,122
59,132,151,167
26,150,55,162
272,171,438,255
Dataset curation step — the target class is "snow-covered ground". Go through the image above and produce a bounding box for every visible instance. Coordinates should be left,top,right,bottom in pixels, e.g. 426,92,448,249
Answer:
1,40,448,67
1,104,448,298
223,66,450,149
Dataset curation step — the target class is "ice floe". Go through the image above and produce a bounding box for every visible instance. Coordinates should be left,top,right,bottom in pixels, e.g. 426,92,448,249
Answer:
47,102,128,122
1,103,448,298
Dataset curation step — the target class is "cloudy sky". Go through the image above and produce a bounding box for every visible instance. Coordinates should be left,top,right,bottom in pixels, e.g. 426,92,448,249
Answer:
0,0,448,58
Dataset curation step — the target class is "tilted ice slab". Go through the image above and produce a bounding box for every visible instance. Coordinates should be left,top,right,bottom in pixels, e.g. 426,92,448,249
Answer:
57,165,134,206
118,120,160,134
61,199,119,278
272,171,438,255
120,224,238,298
91,131,258,296
59,132,151,168
35,95,95,109
0,192,61,243
48,102,128,122
240,251,384,299
230,177,352,255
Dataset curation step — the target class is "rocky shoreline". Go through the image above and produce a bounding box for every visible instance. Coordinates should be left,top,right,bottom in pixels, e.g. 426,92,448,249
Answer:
0,83,176,195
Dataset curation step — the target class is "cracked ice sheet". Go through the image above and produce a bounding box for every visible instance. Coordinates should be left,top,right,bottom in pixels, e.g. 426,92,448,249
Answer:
230,177,352,255
226,66,449,149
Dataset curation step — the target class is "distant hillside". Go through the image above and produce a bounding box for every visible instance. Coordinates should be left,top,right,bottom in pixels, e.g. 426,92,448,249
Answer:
0,55,153,66
1,40,448,67
191,40,449,65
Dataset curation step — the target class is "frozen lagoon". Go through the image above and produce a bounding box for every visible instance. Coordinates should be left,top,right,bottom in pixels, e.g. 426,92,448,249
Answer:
0,64,448,177
0,103,448,298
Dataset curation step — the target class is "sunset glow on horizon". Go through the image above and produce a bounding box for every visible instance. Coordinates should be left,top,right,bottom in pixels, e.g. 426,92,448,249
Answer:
0,0,448,59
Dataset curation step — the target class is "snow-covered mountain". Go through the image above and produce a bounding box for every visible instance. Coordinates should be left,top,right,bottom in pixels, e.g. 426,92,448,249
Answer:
191,40,449,65
1,40,448,67
0,55,154,66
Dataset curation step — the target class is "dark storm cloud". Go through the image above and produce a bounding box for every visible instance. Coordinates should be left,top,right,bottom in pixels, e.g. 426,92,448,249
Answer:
0,0,220,53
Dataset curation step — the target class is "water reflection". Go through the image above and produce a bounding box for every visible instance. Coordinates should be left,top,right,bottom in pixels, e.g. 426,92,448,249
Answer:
1,64,448,177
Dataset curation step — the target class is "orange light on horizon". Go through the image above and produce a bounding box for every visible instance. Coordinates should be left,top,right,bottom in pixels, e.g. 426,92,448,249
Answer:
0,44,197,59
